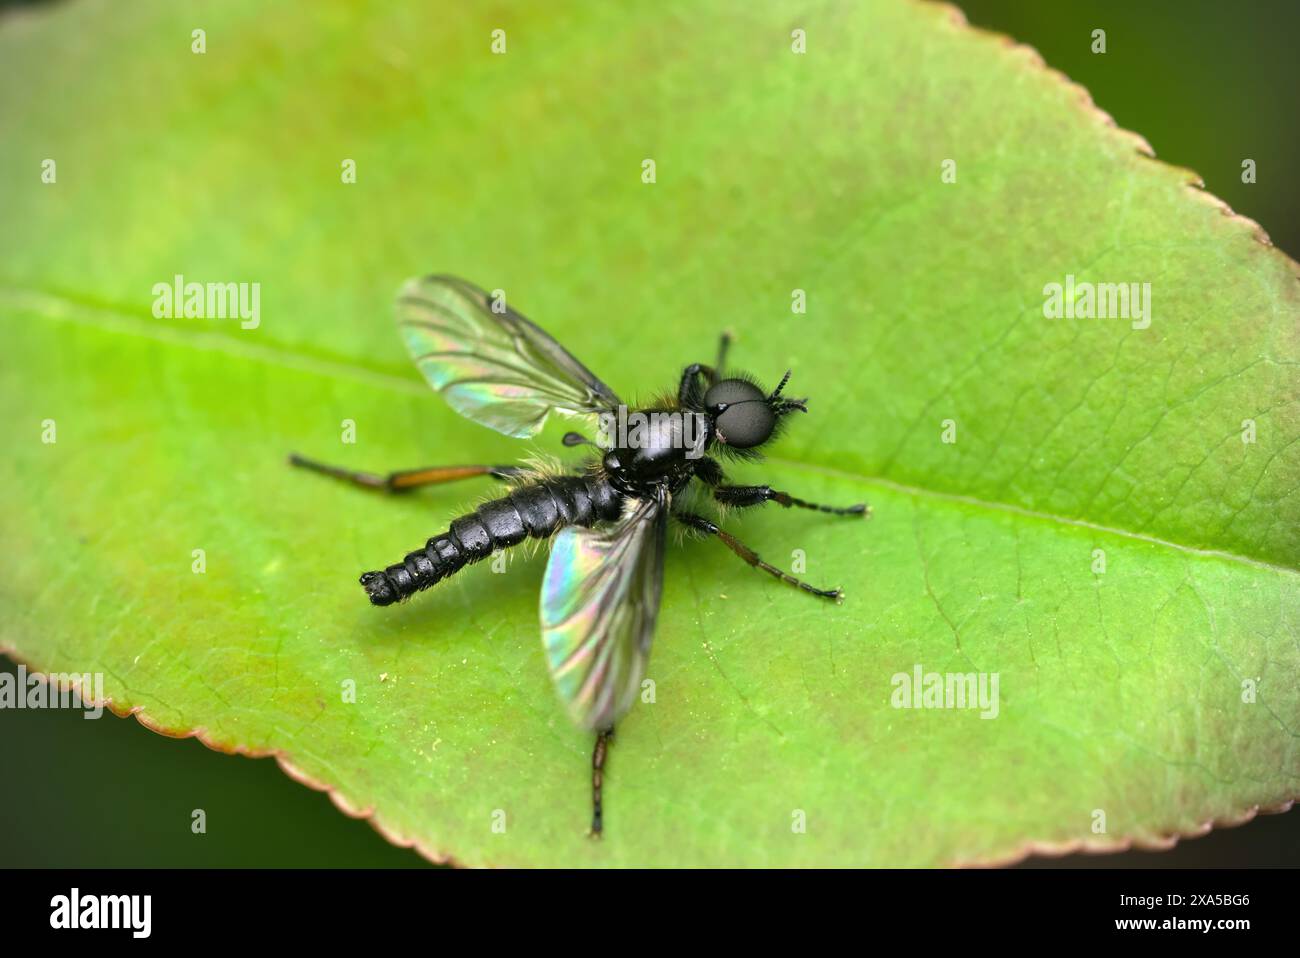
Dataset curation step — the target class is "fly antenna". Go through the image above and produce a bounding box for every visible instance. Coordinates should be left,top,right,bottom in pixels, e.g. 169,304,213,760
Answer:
768,370,805,414
769,369,792,402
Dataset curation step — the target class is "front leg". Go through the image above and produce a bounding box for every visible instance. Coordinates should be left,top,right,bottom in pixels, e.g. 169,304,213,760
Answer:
677,363,715,407
676,335,733,407
713,483,869,517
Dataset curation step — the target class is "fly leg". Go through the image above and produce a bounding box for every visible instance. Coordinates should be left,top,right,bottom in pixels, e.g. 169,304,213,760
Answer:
712,484,869,517
674,510,845,602
590,726,614,838
676,334,732,406
288,453,523,492
677,363,716,406
695,458,868,516
713,331,731,378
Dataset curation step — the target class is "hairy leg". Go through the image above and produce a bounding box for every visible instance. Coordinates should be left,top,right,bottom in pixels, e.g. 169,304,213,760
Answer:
674,510,844,602
289,453,522,492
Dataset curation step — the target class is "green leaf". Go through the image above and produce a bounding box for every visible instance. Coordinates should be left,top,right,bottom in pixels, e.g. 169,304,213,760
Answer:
2,0,1297,867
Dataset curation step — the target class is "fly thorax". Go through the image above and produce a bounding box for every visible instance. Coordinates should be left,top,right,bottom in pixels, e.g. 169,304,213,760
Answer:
608,409,696,480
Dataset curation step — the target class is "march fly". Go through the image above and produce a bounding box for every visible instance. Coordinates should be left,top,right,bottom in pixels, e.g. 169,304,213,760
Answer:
290,276,868,836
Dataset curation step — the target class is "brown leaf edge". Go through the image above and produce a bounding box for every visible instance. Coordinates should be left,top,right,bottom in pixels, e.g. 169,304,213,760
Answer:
0,644,461,867
4,0,1298,869
4,636,1295,868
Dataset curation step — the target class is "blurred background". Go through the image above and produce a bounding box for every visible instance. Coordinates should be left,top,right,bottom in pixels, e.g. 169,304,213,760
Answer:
2,0,1297,867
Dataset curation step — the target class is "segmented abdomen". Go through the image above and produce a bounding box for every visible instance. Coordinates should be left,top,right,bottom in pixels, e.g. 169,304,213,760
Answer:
360,475,624,606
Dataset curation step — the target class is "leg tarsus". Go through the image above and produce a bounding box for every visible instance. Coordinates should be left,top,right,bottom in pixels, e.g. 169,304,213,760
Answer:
714,332,731,379
288,453,389,489
589,726,614,838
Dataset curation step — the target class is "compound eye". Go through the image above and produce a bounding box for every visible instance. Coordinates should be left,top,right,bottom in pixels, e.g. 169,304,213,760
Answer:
703,378,765,409
716,401,775,448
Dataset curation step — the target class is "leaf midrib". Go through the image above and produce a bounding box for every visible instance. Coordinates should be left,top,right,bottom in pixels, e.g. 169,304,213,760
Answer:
4,284,1296,578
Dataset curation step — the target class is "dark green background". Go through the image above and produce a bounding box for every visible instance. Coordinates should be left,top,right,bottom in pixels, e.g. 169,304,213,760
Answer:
3,0,1297,867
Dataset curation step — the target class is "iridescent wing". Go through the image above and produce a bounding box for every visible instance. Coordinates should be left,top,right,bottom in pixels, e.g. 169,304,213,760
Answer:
540,496,667,731
396,275,622,438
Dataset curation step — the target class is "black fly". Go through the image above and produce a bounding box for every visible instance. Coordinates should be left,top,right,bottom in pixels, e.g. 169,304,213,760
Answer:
290,276,868,836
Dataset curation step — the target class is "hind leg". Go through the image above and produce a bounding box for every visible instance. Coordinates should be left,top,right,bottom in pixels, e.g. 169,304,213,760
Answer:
289,453,522,491
589,726,614,838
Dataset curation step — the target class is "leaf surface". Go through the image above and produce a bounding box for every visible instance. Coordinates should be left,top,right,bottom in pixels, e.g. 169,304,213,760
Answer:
1,0,1297,866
